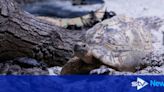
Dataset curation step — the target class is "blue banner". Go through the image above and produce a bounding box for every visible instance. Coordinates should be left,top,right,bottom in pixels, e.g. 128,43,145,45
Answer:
0,75,163,92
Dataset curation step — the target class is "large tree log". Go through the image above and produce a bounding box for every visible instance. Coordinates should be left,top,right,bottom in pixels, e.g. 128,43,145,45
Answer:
0,0,83,66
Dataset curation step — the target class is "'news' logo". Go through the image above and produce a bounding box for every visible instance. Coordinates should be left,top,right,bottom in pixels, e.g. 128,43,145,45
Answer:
131,77,148,90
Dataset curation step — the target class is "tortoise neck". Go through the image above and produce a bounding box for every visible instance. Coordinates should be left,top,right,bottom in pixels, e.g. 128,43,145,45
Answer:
82,54,93,64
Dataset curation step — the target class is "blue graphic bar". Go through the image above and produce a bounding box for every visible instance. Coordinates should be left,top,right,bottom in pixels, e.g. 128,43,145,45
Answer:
0,75,163,92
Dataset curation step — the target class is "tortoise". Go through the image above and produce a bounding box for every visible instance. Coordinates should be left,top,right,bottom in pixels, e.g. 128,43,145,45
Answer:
37,6,116,30
61,15,154,74
33,0,116,30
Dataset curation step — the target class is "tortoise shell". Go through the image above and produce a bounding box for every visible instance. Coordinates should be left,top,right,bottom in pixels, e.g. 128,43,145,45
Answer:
85,15,153,71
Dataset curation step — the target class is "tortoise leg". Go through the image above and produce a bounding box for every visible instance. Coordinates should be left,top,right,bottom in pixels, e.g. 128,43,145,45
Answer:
61,57,102,75
90,65,116,75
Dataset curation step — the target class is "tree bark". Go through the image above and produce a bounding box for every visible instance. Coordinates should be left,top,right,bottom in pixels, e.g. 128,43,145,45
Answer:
0,0,82,66
15,0,44,5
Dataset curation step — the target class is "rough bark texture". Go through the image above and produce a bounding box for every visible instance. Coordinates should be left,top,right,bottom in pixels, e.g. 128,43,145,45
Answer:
0,0,82,66
15,0,44,5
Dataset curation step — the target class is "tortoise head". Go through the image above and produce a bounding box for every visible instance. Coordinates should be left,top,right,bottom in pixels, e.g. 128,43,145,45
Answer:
73,42,89,58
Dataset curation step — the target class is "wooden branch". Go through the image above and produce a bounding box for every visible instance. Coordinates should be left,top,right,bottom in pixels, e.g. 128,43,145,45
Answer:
0,0,82,66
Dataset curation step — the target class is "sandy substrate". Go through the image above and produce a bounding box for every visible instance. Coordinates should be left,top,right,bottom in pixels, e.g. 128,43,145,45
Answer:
104,0,164,18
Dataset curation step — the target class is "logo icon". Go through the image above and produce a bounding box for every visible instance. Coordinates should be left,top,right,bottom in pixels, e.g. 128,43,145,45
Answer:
131,77,148,90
